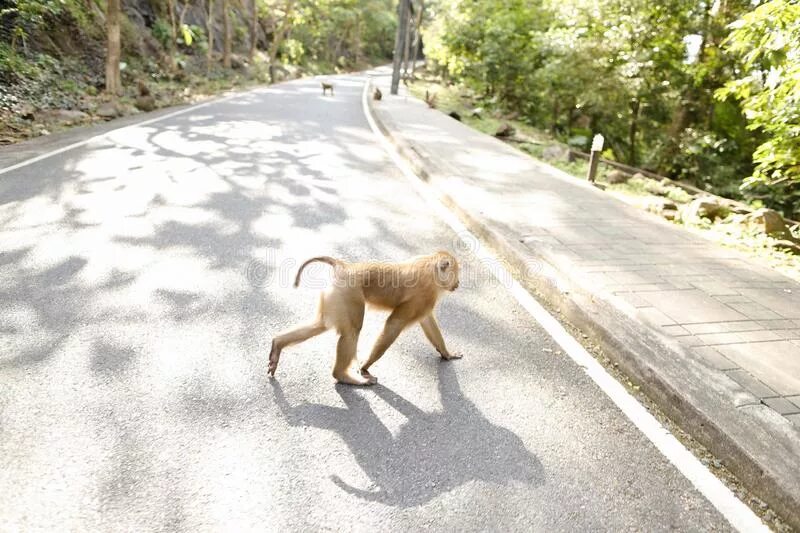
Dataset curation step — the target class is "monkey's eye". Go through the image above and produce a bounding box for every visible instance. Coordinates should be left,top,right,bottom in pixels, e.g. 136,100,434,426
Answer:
438,259,451,271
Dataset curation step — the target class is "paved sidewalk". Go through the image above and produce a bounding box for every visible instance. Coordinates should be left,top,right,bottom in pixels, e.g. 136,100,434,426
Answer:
367,71,800,527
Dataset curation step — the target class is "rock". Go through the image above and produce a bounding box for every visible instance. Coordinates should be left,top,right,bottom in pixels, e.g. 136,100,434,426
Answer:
542,145,570,162
683,197,725,221
95,102,121,119
470,107,483,118
662,209,678,221
137,79,151,97
448,111,462,121
567,135,588,148
645,197,678,217
46,109,89,125
18,104,35,120
747,208,791,237
78,99,97,113
135,95,157,112
773,240,800,254
495,123,515,138
643,179,668,195
605,169,630,184
230,54,247,70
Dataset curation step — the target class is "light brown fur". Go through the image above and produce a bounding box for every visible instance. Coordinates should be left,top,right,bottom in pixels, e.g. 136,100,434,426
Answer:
269,251,461,385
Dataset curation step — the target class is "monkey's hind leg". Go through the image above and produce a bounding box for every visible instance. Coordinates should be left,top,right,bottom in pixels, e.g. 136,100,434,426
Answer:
332,331,375,386
327,291,373,386
269,321,328,377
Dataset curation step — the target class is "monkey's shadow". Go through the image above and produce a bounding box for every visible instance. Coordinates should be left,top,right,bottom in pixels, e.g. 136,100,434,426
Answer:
271,363,544,507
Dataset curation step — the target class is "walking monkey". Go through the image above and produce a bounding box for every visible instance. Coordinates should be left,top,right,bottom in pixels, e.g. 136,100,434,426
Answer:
321,82,334,96
269,251,462,385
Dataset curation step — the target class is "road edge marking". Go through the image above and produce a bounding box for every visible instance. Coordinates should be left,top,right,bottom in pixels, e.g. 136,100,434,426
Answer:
360,80,768,533
0,93,241,176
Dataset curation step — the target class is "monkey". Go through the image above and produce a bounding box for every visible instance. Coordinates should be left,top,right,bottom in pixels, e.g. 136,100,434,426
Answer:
373,87,382,101
321,82,334,96
269,251,462,386
137,79,151,97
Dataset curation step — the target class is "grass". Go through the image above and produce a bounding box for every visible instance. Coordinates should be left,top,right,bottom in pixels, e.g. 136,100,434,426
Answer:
406,73,800,282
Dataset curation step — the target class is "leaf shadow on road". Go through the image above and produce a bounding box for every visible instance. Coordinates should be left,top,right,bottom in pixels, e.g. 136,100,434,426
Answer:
271,361,545,508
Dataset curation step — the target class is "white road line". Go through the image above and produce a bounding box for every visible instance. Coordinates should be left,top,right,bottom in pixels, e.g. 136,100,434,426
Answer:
360,81,768,533
0,94,239,176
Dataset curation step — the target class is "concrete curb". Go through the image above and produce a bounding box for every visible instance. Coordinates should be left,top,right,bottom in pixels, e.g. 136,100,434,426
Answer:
366,82,800,530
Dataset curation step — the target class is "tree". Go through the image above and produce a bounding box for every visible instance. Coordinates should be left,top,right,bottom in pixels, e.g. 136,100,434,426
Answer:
223,0,231,68
105,0,122,95
206,0,215,72
264,0,295,82
249,0,258,61
717,0,800,215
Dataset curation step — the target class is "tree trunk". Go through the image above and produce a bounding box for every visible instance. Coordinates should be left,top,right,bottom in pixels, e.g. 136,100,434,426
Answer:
105,0,122,96
410,0,424,77
354,14,361,66
266,1,296,83
206,0,215,73
178,0,190,29
629,99,640,166
222,0,231,68
550,99,559,134
390,0,409,94
168,0,177,44
566,99,575,134
401,3,413,77
249,0,258,61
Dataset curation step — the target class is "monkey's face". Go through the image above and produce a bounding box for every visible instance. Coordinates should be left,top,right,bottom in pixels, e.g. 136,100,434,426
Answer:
435,254,460,292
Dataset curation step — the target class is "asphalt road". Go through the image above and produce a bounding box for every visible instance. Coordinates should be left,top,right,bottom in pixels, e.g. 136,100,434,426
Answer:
1,75,734,531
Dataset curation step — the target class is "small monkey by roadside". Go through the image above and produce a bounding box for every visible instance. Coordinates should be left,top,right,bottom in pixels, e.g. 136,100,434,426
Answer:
269,251,462,385
321,82,334,96
373,87,382,101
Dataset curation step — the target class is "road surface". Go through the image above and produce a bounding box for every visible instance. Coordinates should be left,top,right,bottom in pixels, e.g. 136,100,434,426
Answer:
1,75,739,531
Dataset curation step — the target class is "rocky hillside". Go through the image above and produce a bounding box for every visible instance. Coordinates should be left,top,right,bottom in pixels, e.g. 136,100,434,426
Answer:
0,0,396,142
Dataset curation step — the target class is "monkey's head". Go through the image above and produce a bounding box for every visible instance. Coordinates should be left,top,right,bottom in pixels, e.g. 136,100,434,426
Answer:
433,251,460,292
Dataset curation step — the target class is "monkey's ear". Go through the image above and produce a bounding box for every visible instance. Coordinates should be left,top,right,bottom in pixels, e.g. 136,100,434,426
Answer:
437,258,451,271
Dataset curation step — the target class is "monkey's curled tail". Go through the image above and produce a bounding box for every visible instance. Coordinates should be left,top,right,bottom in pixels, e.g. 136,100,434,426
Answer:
294,256,340,287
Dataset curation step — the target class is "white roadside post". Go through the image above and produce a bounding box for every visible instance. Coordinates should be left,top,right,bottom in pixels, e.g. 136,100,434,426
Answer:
587,133,604,183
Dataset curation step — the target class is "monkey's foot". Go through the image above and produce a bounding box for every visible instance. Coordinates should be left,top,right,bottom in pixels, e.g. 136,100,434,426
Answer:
440,352,463,361
268,341,280,377
334,372,376,386
360,368,379,384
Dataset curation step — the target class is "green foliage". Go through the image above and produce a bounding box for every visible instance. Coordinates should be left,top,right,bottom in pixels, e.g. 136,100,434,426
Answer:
283,38,305,64
152,18,173,49
425,0,800,216
1,0,65,49
288,0,396,67
181,24,202,47
150,17,174,50
717,0,800,213
0,43,34,82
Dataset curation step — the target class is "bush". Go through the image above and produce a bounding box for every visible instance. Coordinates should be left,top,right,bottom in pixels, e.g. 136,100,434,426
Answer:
151,17,172,49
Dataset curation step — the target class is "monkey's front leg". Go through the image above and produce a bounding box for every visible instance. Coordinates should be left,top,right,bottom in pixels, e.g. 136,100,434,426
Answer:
360,315,409,382
420,315,462,360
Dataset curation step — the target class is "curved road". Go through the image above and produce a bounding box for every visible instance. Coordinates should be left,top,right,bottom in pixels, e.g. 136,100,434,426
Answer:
1,75,736,530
